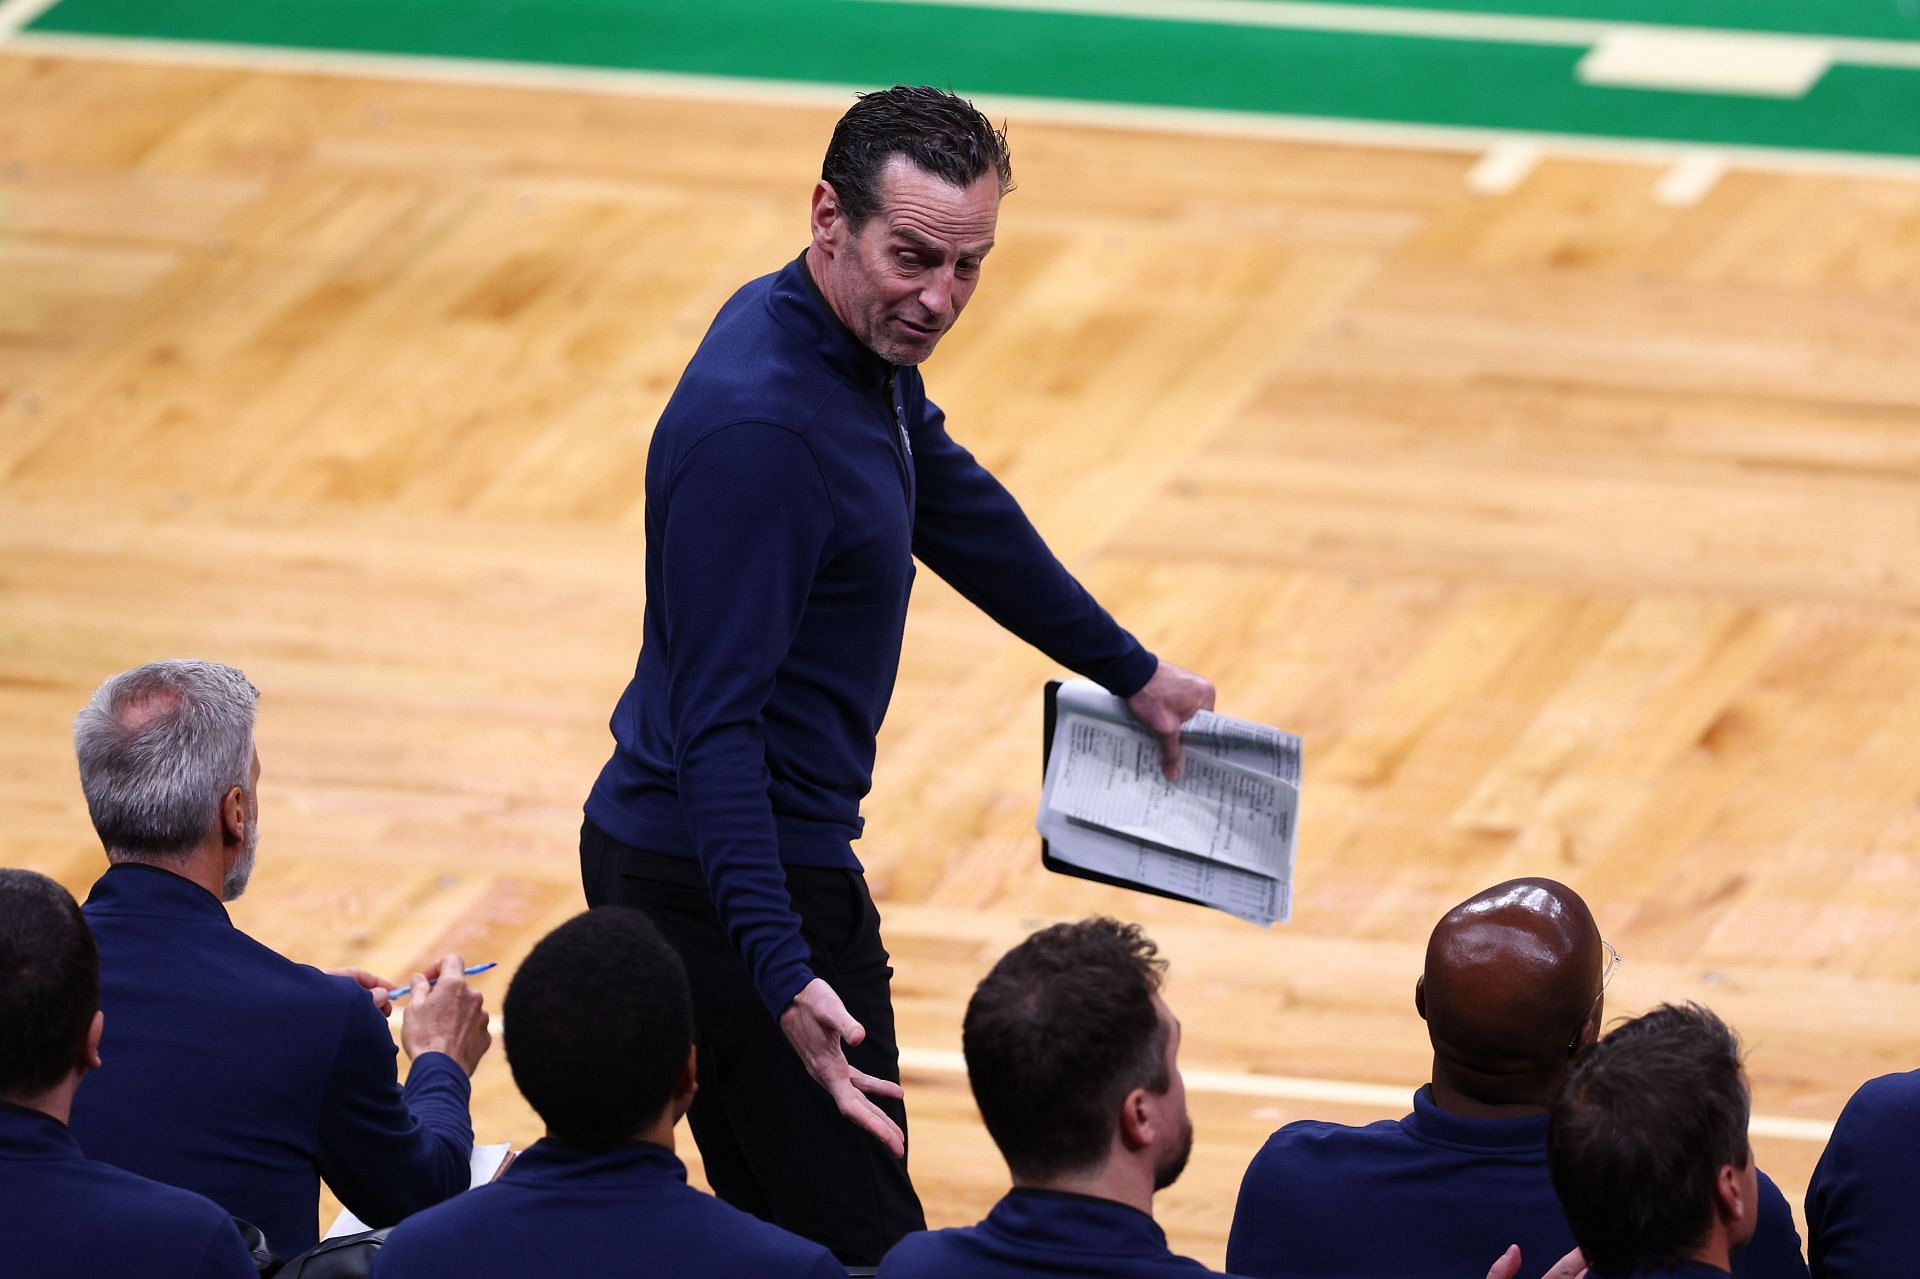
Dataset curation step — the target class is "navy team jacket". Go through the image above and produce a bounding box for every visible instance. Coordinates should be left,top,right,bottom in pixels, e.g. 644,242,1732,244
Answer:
585,252,1157,1015
876,1189,1240,1278
1226,1087,1808,1279
0,1101,257,1279
1805,1069,1920,1278
70,864,474,1257
370,1138,844,1279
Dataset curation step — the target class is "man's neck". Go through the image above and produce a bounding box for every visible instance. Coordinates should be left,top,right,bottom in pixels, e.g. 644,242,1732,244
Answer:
1,1079,77,1127
1686,1228,1736,1274
1012,1161,1154,1217
112,849,224,903
548,1111,677,1153
1428,1063,1556,1119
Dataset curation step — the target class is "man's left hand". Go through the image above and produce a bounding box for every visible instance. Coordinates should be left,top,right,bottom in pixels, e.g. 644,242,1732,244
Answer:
1485,1245,1588,1279
326,966,399,1017
1125,660,1216,781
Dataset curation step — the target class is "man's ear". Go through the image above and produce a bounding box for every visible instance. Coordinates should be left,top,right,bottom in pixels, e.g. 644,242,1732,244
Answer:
810,180,844,252
1713,1161,1749,1228
219,784,248,847
672,1045,698,1119
1571,992,1604,1057
83,1009,104,1072
1116,1086,1154,1154
1414,975,1427,1023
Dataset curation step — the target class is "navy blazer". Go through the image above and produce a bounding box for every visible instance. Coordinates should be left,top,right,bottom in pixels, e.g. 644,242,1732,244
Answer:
1226,1087,1807,1279
370,1138,843,1278
0,1101,257,1279
877,1189,1238,1278
71,864,474,1257
1805,1069,1920,1278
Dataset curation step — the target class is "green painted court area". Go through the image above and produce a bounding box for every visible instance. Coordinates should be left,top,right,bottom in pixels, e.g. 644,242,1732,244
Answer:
26,0,1920,159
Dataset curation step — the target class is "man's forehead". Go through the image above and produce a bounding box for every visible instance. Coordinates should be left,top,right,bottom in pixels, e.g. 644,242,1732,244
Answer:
874,158,999,250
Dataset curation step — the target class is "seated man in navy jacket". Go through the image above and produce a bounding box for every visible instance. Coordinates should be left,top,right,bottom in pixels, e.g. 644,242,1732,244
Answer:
0,868,256,1279
1549,1003,1762,1279
1227,878,1806,1279
373,906,842,1279
1804,1067,1920,1278
877,917,1228,1279
67,660,493,1258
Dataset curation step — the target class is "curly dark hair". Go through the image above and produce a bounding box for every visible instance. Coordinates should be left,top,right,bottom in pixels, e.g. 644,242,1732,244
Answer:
504,907,692,1148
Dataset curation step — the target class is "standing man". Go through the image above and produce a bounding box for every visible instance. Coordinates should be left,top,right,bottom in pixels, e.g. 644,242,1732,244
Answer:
581,85,1214,1264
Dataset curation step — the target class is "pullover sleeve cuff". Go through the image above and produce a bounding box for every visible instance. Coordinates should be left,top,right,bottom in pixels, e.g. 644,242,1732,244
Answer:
402,1051,474,1106
759,962,817,1020
1095,642,1160,701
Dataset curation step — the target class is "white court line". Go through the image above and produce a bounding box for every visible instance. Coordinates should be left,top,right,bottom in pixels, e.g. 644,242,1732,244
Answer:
846,0,1920,69
1466,142,1541,195
1656,153,1729,205
11,31,1920,184
898,1048,1838,1143
0,0,63,42
443,1033,1836,1142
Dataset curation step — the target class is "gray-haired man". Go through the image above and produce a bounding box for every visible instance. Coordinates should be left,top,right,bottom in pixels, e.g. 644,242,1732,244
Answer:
68,660,492,1257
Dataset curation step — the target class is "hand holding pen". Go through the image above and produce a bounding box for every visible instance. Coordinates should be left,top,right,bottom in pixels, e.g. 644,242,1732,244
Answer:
325,956,495,1076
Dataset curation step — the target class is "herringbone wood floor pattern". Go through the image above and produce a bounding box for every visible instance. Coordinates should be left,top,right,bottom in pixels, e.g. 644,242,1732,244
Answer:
8,52,1920,1265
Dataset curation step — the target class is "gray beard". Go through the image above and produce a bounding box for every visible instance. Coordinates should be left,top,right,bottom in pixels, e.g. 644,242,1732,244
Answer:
222,816,258,902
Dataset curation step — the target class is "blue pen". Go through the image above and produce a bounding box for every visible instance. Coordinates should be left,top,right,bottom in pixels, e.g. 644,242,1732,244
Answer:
388,962,497,1000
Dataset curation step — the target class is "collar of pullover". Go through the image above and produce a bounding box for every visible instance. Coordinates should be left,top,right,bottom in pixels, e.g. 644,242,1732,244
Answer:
776,250,896,393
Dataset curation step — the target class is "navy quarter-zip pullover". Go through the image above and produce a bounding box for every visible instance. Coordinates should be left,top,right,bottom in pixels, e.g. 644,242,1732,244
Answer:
1226,1087,1807,1279
0,1101,257,1279
1805,1069,1920,1278
371,1139,842,1279
877,1189,1240,1278
586,253,1156,1015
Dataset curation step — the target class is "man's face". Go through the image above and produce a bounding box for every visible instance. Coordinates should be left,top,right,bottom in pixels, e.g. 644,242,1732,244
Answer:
1149,996,1194,1191
811,154,999,366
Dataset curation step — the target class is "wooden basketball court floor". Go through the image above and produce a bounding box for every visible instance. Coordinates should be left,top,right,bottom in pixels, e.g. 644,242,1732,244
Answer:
7,46,1920,1266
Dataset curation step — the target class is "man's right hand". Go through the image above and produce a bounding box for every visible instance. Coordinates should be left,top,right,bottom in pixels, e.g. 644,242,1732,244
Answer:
779,977,906,1157
400,953,492,1076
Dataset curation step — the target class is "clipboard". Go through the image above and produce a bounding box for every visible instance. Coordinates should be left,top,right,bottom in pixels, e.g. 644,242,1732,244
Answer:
1040,678,1216,912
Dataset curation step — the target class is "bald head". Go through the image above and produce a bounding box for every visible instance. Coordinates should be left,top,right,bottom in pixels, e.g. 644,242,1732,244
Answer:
1418,878,1604,1109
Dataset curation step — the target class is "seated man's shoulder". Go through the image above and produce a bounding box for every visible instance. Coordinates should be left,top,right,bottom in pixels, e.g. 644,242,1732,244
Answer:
218,927,377,1017
1839,1069,1920,1128
379,1175,837,1279
1247,1116,1402,1177
22,1154,249,1270
668,1179,842,1270
880,1219,1231,1279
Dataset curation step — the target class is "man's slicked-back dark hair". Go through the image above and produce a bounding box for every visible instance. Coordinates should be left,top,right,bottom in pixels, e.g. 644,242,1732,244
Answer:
0,870,99,1098
504,907,692,1148
1549,1003,1752,1275
822,85,1013,229
962,917,1169,1181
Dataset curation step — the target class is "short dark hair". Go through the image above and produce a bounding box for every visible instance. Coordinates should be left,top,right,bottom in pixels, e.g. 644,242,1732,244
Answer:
821,85,1013,228
0,870,99,1098
962,917,1169,1180
1549,1003,1751,1275
503,907,692,1148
